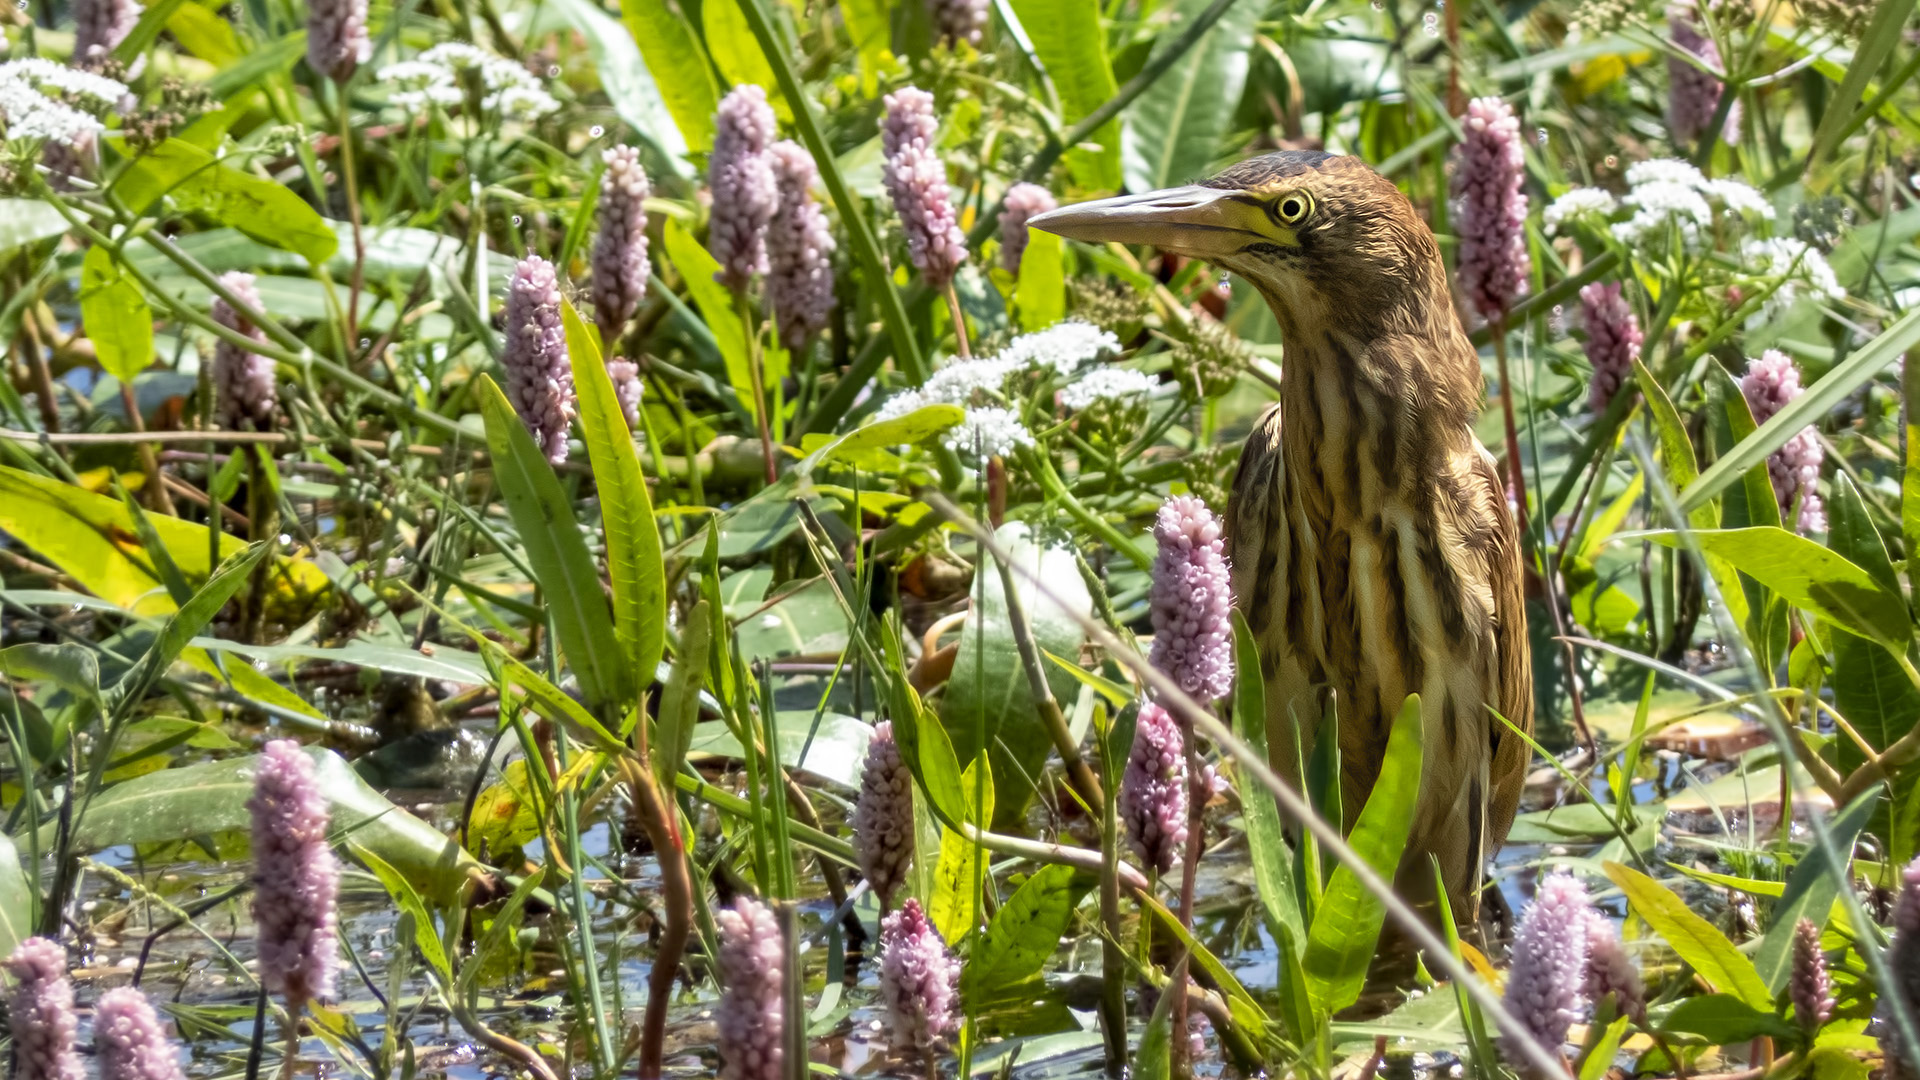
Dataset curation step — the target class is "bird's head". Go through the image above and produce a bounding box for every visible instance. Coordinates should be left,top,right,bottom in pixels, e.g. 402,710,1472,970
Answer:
1028,151,1447,341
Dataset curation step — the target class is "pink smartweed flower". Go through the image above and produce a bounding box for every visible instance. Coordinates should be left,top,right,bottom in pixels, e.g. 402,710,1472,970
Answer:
851,721,913,909
1739,350,1825,533
211,272,277,431
249,739,340,1010
999,182,1057,275
1500,872,1591,1065
1450,96,1531,324
1584,910,1645,1024
1792,918,1833,1033
1669,8,1740,148
607,356,642,429
1119,701,1188,876
927,0,987,46
592,144,651,339
881,87,968,290
766,140,836,352
709,85,779,291
5,939,80,1080
1148,495,1234,704
306,0,369,82
502,255,575,464
716,896,785,1080
94,987,185,1080
878,898,960,1056
1884,857,1920,1078
73,0,142,71
1581,281,1642,413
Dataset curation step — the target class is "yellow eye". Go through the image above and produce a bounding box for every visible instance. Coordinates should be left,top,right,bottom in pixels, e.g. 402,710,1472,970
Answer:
1275,192,1311,225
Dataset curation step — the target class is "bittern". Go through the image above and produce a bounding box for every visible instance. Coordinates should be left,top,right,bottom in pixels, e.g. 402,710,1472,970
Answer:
1031,151,1532,916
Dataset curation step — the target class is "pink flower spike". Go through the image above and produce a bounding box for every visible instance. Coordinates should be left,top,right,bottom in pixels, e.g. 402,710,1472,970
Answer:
5,938,81,1080
248,740,340,1010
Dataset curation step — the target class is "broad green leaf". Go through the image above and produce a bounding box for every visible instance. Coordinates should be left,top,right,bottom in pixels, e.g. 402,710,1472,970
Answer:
618,0,720,152
537,0,690,169
663,218,755,418
117,139,338,264
1660,994,1797,1042
1642,527,1910,650
477,374,628,713
465,758,546,855
1752,789,1875,994
0,200,68,257
566,300,666,711
1708,364,1781,532
1138,892,1272,1041
1807,0,1917,169
194,639,490,684
703,0,790,120
1121,0,1261,192
655,600,711,790
929,758,991,943
1303,693,1422,1015
38,747,484,900
961,864,1084,998
1014,230,1065,332
0,834,33,961
112,0,190,66
470,635,627,756
796,404,965,474
940,523,1092,829
165,1,239,64
1006,0,1122,190
1828,472,1919,777
80,245,155,383
1635,359,1713,529
354,845,452,981
1687,305,1920,512
684,712,873,789
1604,862,1773,1009
0,644,100,705
1578,1016,1631,1080
1231,610,1303,943
1135,978,1174,1080
105,542,267,715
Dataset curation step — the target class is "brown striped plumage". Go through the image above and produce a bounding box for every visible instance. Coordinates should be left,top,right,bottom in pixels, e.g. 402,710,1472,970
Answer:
1032,151,1531,918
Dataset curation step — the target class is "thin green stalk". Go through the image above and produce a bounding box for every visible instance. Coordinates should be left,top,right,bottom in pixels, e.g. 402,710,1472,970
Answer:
1018,447,1152,570
555,725,618,1078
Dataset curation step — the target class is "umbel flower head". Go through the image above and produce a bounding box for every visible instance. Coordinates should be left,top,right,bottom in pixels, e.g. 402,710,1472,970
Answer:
306,0,370,82
1883,856,1920,1079
94,987,185,1080
502,255,575,465
1581,281,1642,413
878,898,960,1055
881,87,968,290
1000,183,1057,274
1450,96,1530,324
1739,350,1824,533
1668,6,1739,148
5,938,81,1080
716,896,785,1080
211,272,277,431
1500,872,1591,1066
591,145,651,340
1791,918,1833,1033
766,140,837,352
851,721,914,908
1148,495,1234,704
709,85,779,291
248,739,340,1010
927,0,987,46
73,0,143,71
1119,701,1188,876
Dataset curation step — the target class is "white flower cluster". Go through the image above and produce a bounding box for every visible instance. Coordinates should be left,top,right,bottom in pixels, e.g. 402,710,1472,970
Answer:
1058,367,1156,411
1611,159,1772,247
1543,187,1616,235
873,319,1124,461
1741,237,1844,325
0,59,127,146
378,43,558,119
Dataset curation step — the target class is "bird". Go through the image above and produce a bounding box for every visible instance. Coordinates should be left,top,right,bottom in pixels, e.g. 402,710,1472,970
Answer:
1030,150,1531,919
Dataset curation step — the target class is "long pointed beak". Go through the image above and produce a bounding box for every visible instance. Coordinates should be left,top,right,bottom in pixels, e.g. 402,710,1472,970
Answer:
1026,185,1260,261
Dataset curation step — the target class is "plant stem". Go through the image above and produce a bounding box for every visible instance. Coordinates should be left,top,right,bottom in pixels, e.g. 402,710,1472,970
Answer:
337,93,368,351
991,554,1103,810
945,283,972,360
737,286,779,485
615,755,691,1080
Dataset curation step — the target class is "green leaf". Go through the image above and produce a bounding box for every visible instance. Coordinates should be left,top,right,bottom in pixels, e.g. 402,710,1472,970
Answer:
1231,610,1303,943
465,758,546,855
1120,0,1261,192
0,834,34,962
477,374,627,714
796,404,965,474
1687,305,1920,513
1906,352,1920,582
617,0,720,153
1006,0,1122,190
655,600,711,790
0,644,101,706
1577,1015,1631,1080
80,245,155,383
1642,527,1911,650
1138,892,1272,1040
702,0,790,120
566,300,666,710
1604,862,1773,1009
1829,471,1919,766
1303,693,1422,1015
0,200,68,257
353,845,452,981
470,636,627,756
537,0,690,169
1013,229,1065,332
684,712,873,789
1807,0,1917,170
165,1,239,64
39,747,484,901
112,0,190,67
839,0,891,93
1135,979,1174,1080
105,542,268,716
940,523,1092,828
1752,789,1875,995
929,758,991,943
1659,994,1797,1042
662,218,755,417
1635,359,1713,530
116,139,338,264
961,864,1084,998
